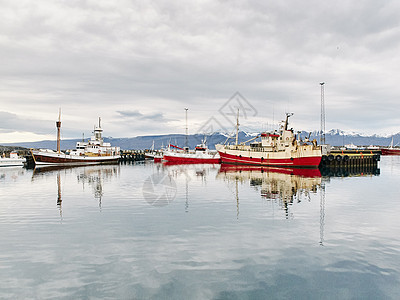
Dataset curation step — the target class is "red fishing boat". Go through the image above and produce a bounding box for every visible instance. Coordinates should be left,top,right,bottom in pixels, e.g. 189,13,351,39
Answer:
163,141,221,164
216,113,322,168
381,148,400,155
162,108,220,164
144,141,164,162
381,138,400,155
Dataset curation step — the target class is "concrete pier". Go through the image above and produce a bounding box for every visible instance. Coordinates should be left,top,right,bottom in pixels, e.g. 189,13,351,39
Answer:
119,150,145,163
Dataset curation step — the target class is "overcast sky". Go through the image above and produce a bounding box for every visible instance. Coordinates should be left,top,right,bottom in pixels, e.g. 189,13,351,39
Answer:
1,0,400,143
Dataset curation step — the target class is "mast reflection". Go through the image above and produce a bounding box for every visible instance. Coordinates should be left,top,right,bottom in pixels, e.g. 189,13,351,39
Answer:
32,165,120,209
57,171,62,219
162,162,220,211
76,165,120,208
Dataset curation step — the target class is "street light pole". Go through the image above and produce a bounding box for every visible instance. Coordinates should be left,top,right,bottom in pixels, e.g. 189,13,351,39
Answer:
185,108,188,148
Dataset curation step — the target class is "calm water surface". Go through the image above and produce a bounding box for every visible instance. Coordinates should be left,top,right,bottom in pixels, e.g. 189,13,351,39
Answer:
1,157,400,299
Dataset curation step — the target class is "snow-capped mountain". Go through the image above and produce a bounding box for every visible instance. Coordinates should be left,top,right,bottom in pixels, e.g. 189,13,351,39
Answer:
2,130,400,150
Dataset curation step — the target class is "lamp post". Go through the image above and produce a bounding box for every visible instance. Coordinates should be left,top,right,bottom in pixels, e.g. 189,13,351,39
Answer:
185,108,188,148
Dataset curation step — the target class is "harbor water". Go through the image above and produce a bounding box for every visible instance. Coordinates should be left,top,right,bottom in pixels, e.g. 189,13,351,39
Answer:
0,157,400,299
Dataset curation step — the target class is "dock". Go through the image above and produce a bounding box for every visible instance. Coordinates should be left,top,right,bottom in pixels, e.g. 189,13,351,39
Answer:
319,149,380,176
119,150,146,163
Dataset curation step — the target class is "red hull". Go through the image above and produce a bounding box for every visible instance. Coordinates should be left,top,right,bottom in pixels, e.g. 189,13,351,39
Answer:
163,155,220,164
381,148,400,155
219,164,321,177
218,151,321,168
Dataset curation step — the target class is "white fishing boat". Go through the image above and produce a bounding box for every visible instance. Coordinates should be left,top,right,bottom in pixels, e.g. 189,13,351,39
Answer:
31,113,120,166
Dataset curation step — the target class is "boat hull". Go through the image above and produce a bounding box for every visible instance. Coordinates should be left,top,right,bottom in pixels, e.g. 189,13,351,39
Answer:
381,148,400,155
32,151,120,166
0,159,26,167
153,156,163,163
217,150,321,168
163,154,220,164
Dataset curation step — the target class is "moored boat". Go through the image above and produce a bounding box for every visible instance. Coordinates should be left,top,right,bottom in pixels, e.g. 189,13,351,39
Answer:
31,114,120,166
144,141,164,162
0,152,26,167
381,138,400,155
216,113,322,168
381,148,400,155
162,108,220,164
163,141,221,164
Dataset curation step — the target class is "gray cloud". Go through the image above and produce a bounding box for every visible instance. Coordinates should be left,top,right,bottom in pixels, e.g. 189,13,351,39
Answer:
0,111,50,134
116,110,171,122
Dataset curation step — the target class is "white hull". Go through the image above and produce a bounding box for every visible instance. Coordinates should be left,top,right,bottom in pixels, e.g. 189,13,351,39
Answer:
163,150,220,159
0,158,26,167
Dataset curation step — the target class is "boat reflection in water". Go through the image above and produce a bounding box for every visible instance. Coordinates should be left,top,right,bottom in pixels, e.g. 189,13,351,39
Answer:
161,161,221,211
0,166,26,183
217,165,322,219
76,165,120,206
217,163,380,222
32,165,120,214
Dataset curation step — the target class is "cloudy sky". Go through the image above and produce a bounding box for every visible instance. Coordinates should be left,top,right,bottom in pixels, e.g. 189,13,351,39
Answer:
1,0,400,143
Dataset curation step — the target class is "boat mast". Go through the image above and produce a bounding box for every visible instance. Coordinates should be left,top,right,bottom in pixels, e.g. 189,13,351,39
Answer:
235,108,240,145
185,108,188,148
56,108,61,153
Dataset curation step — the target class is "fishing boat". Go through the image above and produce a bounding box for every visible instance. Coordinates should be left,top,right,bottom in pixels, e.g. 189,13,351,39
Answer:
381,137,400,155
162,108,220,164
145,151,163,162
144,140,164,162
381,148,400,155
0,152,26,167
145,141,156,159
153,153,163,163
162,140,221,164
215,113,322,168
31,113,120,166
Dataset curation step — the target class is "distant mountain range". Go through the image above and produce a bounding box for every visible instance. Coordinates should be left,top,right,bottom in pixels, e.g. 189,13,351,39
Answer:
2,130,400,150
